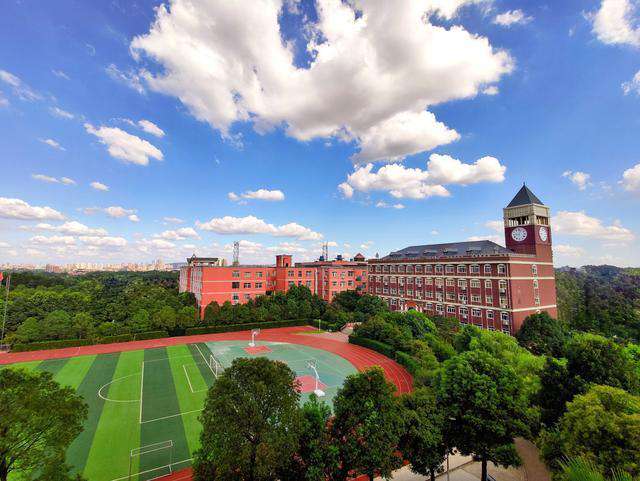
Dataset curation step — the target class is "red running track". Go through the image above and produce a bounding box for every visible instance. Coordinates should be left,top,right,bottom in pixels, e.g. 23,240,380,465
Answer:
2,326,413,481
0,325,413,393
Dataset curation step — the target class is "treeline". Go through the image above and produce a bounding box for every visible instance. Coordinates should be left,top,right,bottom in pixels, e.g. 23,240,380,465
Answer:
556,265,640,341
350,307,640,479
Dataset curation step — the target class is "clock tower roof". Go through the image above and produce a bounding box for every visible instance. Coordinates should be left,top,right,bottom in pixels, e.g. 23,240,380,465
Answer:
507,184,544,208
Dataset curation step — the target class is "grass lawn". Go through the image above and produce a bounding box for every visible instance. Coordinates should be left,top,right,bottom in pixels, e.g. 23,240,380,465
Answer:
5,340,357,481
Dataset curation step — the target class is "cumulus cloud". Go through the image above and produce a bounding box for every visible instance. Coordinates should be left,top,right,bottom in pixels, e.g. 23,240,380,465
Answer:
554,244,586,257
228,189,285,202
590,0,640,47
29,221,108,236
562,170,592,190
137,119,165,138
30,235,76,246
622,70,640,95
82,206,140,221
80,236,128,247
128,0,512,162
553,210,635,242
49,106,74,120
84,123,163,166
90,181,109,191
493,9,533,27
0,197,65,221
163,216,184,224
620,163,640,192
339,154,506,199
39,138,65,151
0,69,42,101
137,238,175,250
154,227,200,241
196,215,322,240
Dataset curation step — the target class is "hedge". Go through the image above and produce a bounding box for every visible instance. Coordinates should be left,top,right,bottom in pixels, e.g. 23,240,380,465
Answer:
98,334,134,344
185,319,311,336
11,338,93,352
349,335,421,375
133,330,169,341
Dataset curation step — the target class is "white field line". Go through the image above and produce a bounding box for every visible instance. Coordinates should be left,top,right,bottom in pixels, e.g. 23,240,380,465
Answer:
182,364,208,394
285,343,347,378
139,361,145,423
195,343,216,377
140,408,202,425
110,458,192,481
97,373,141,403
142,353,196,364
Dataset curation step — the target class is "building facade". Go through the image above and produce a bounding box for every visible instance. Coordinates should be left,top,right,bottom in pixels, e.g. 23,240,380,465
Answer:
367,186,557,334
179,253,367,316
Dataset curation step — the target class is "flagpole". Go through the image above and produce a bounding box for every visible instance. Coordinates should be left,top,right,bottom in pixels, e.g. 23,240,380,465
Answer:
1,273,10,348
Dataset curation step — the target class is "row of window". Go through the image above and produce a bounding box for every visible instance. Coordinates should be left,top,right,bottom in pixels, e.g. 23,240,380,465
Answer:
377,287,508,306
372,263,509,275
370,276,509,290
385,298,511,322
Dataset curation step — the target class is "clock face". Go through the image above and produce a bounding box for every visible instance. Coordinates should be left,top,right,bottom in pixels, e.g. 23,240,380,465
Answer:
539,226,548,242
511,227,528,242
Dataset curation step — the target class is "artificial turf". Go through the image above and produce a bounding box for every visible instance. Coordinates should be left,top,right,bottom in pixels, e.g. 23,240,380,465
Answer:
4,340,357,481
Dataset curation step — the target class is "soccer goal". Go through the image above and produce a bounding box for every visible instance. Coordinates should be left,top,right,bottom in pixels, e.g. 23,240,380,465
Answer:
208,353,224,378
128,440,174,481
249,328,260,347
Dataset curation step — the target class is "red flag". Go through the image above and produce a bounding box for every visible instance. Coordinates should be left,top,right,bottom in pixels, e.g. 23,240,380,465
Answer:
0,272,3,284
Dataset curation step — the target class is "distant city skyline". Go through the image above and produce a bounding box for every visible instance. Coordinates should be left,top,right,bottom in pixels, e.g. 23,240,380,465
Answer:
1,0,639,267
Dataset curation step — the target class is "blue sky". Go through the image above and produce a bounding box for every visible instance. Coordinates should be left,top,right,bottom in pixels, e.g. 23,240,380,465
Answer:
1,0,639,267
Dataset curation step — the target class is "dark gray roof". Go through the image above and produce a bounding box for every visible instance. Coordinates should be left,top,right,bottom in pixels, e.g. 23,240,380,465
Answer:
507,185,543,207
382,240,513,260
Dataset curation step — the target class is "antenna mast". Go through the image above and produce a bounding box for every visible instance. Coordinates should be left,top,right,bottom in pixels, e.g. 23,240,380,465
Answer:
232,241,240,266
322,242,329,262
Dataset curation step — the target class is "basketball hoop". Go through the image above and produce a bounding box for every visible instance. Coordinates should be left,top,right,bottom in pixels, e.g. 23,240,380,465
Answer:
306,360,325,397
249,328,260,348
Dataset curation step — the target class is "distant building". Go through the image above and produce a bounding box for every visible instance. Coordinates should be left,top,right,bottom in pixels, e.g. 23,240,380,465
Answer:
179,254,367,316
367,185,557,334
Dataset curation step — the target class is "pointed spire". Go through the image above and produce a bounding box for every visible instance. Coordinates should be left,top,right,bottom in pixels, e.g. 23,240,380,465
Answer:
507,184,543,207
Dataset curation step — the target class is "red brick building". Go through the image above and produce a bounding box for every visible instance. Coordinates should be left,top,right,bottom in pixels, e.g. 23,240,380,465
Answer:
367,185,557,334
179,253,367,316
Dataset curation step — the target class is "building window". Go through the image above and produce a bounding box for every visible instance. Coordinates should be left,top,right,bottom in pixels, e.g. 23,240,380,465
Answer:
486,295,493,305
470,264,480,274
472,308,482,317
501,311,510,323
457,265,467,274
458,279,467,288
532,264,538,276
447,292,455,301
244,294,251,300
407,265,414,273
435,265,443,274
447,305,456,315
484,279,492,289
484,264,492,274
458,294,467,303
288,270,294,277
244,282,251,288
471,294,481,303
425,277,433,285
435,278,444,287
256,282,263,288
498,264,506,275
256,272,263,278
288,281,294,286
487,310,494,320
390,265,397,273
232,293,239,301
232,270,240,278
533,279,539,289
446,278,455,287
499,280,508,292
415,265,423,273
445,265,454,274
535,296,541,306
425,265,433,273
244,272,251,278
232,282,240,289
470,279,481,288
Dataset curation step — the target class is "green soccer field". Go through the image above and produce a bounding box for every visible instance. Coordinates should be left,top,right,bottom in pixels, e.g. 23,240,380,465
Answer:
6,341,357,481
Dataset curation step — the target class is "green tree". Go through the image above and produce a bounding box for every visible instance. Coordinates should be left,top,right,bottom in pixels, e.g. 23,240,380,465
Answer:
436,350,531,481
43,310,73,340
540,385,640,477
193,357,301,481
536,357,573,427
399,388,448,481
154,306,177,331
0,368,88,481
560,457,639,481
12,317,42,343
331,367,404,481
516,312,568,357
72,312,95,339
279,395,337,481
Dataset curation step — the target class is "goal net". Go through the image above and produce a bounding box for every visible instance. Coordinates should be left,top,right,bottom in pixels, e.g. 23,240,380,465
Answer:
208,353,225,378
128,440,174,481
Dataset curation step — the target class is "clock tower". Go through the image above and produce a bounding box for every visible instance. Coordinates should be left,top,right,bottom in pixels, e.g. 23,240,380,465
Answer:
504,184,552,261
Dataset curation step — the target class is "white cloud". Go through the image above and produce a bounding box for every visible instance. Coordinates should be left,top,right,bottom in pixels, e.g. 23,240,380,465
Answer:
620,163,640,192
0,69,42,101
80,236,128,247
430,230,439,235
39,138,65,151
622,70,640,95
340,154,506,199
554,244,586,257
105,64,146,94
31,174,76,185
128,214,140,222
360,241,374,250
482,85,499,95
553,210,635,241
29,235,76,246
562,170,592,190
129,0,513,162
163,216,184,224
467,234,504,245
228,189,285,202
30,221,108,236
375,201,405,209
485,220,504,233
590,0,640,47
0,198,65,221
137,238,176,250
137,119,165,138
196,215,322,240
493,9,533,27
0,91,8,107
90,181,109,191
52,69,70,80
49,106,74,119
84,123,163,165
155,227,200,241
83,206,139,221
